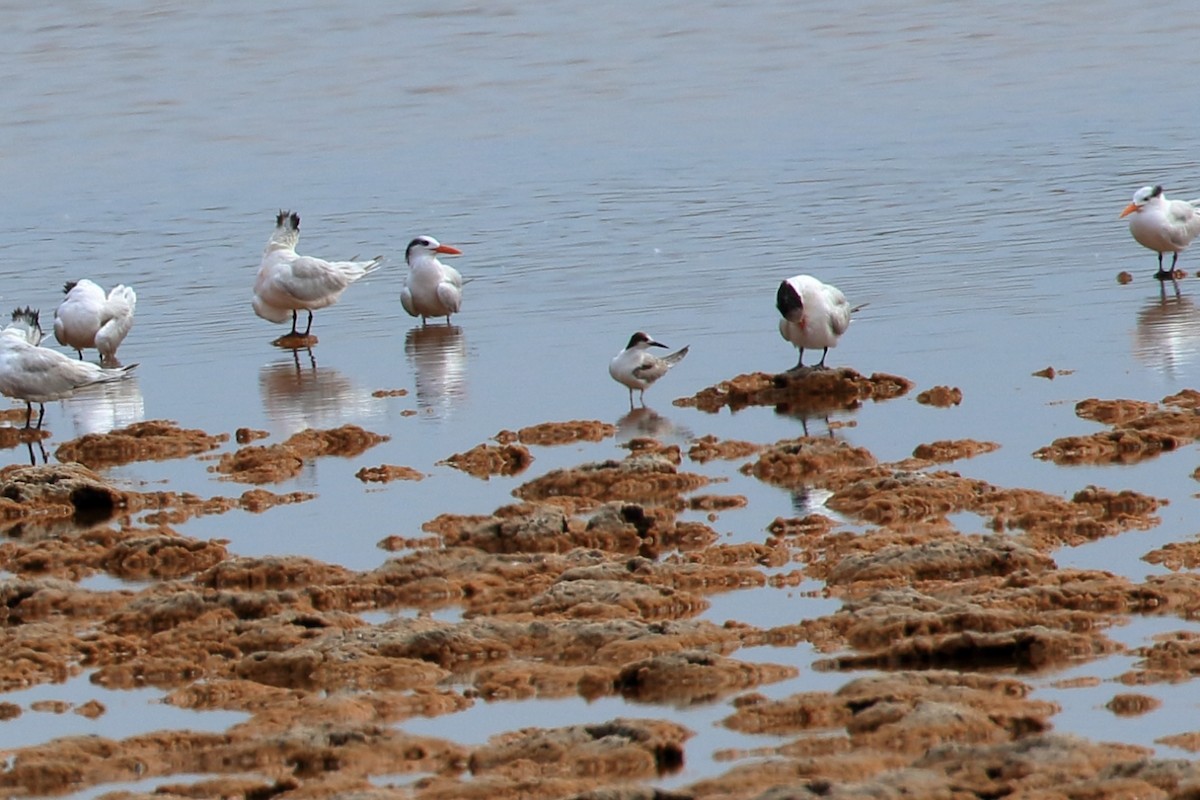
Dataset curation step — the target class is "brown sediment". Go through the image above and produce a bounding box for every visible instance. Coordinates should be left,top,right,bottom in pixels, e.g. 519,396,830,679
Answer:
371,388,409,397
1075,398,1159,424
687,434,762,464
1033,366,1057,379
916,385,962,407
909,439,1000,464
355,464,425,483
0,425,51,446
741,436,877,487
210,424,390,483
1035,394,1200,465
514,451,710,508
675,368,913,414
1106,693,1161,716
511,419,618,446
55,420,229,468
438,442,533,479
6,395,1200,799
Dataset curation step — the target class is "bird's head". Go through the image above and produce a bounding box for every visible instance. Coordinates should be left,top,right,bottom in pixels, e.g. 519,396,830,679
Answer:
267,209,301,251
626,331,666,350
406,235,462,265
1121,185,1164,218
5,307,42,345
776,278,806,323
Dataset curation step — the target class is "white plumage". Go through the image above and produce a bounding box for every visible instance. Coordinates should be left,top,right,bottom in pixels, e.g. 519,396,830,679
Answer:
609,331,689,408
400,235,465,324
253,210,384,337
1121,185,1200,280
776,275,854,370
0,307,137,429
53,279,136,365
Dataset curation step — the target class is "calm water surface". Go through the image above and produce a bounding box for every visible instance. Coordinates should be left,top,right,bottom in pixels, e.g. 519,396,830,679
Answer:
3,0,1200,790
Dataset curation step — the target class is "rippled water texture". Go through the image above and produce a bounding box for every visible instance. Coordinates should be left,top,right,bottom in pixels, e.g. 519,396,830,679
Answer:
3,0,1200,789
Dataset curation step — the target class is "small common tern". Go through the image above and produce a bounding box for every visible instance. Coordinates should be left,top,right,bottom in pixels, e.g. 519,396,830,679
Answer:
1120,185,1200,280
53,279,136,365
776,275,854,370
253,210,384,337
0,308,137,429
400,236,465,324
609,331,689,409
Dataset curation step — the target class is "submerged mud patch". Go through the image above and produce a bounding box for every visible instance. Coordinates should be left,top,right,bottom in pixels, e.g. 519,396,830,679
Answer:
0,395,1196,799
211,424,390,484
55,420,228,468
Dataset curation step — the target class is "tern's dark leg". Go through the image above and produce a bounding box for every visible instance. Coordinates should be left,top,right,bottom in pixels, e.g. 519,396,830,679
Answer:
794,348,806,370
816,348,830,369
302,311,313,336
289,310,299,336
75,349,83,360
22,402,32,429
627,388,635,410
1155,252,1173,280
35,403,45,431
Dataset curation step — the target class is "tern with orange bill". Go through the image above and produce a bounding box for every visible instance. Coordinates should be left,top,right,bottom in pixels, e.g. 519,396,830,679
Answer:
1120,185,1200,281
400,235,466,325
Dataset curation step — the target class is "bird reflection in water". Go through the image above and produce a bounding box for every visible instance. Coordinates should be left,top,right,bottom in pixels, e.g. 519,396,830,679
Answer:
259,348,382,434
790,485,837,517
62,374,145,437
615,406,693,444
779,406,838,439
1133,289,1200,379
405,324,467,416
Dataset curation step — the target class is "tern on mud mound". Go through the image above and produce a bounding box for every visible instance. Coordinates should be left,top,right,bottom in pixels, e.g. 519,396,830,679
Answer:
253,210,384,337
776,275,855,370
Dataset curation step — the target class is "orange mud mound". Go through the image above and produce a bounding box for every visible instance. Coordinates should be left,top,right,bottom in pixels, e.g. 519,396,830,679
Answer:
211,424,390,483
438,442,534,479
355,464,426,483
497,419,618,446
514,451,710,509
1035,393,1200,465
688,434,762,464
55,420,229,468
677,368,913,414
915,385,963,407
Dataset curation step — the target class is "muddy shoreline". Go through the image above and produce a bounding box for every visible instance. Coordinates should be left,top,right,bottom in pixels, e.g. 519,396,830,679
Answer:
2,369,1199,798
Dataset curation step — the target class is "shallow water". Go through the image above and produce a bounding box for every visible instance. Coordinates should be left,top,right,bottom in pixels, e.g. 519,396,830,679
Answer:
3,0,1200,789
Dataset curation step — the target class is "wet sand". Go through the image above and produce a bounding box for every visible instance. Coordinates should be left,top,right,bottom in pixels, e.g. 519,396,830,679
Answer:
2,369,1200,798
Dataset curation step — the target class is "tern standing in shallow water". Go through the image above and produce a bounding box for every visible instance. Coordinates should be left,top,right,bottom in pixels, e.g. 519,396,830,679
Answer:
253,210,384,338
53,279,136,365
0,308,137,429
400,236,465,325
1121,185,1200,281
776,275,854,370
609,331,689,409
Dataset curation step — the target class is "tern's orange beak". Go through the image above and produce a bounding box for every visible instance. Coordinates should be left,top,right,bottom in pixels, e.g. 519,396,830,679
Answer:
435,244,462,255
1119,203,1138,218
